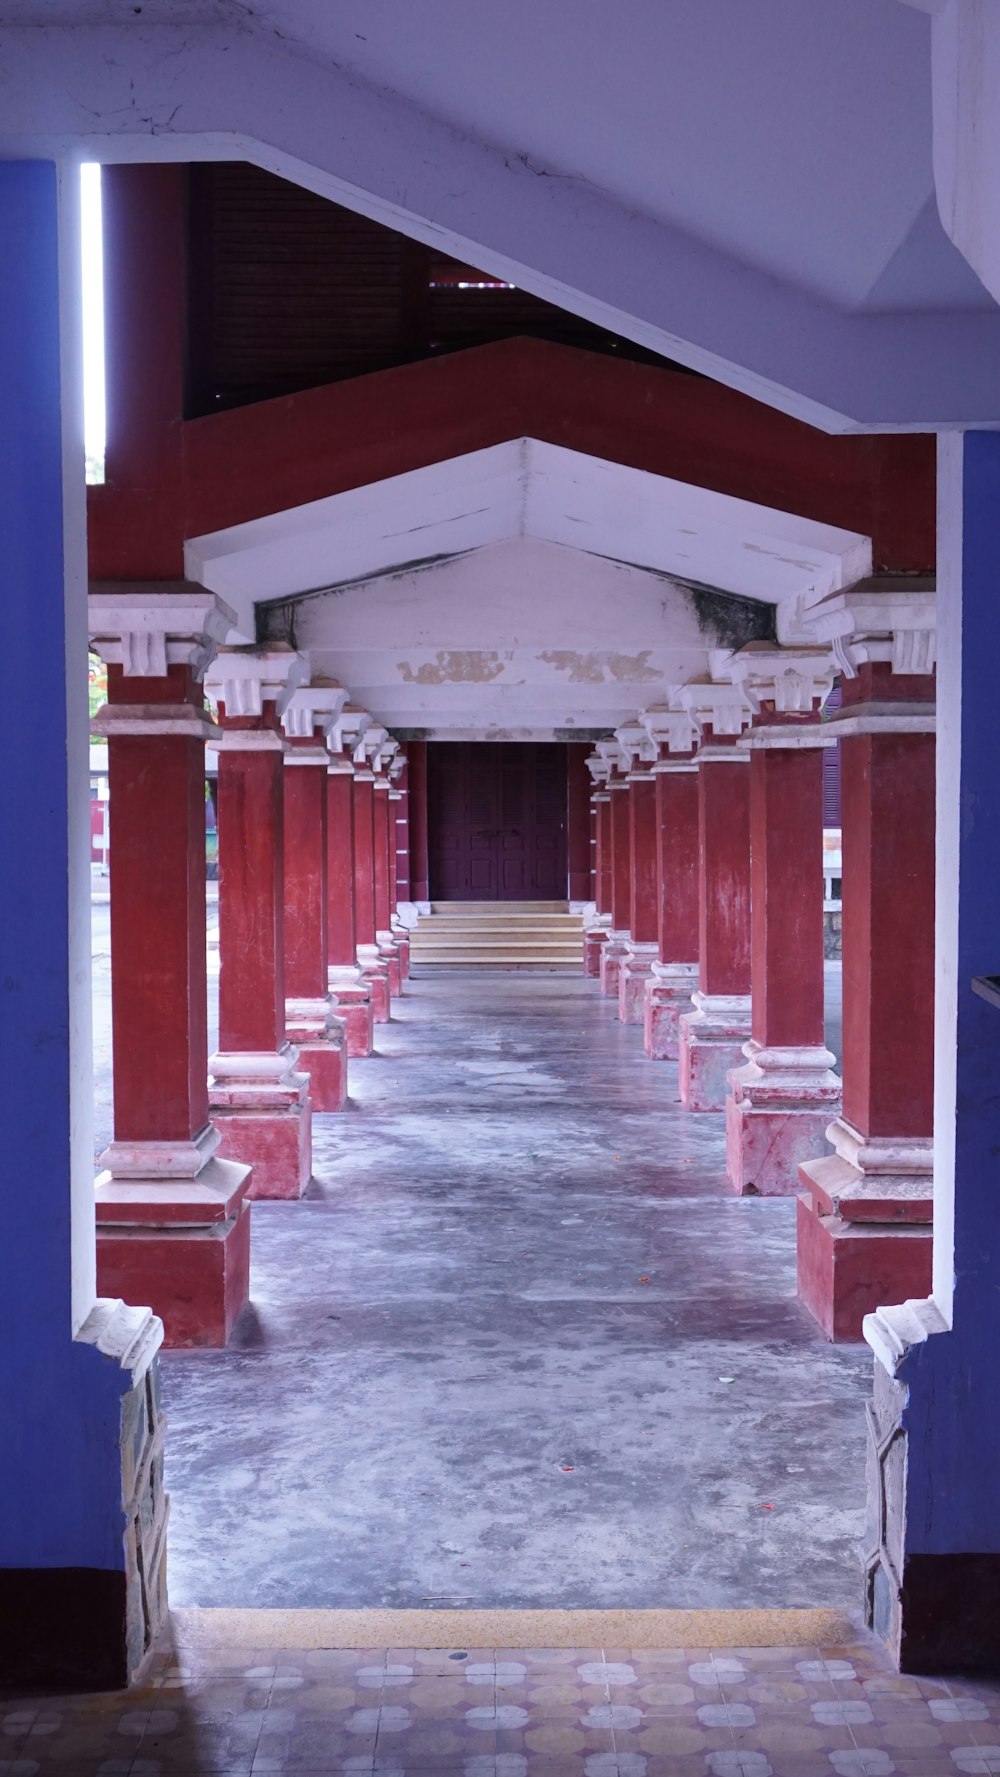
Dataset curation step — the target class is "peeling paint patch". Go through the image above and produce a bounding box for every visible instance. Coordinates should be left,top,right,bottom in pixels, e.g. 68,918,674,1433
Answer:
537,650,605,683
396,650,508,685
606,650,659,683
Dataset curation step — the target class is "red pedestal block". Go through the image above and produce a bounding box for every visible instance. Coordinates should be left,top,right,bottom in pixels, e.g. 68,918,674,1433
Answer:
379,937,403,997
643,962,698,1060
726,1044,840,1195
285,996,348,1113
212,1074,312,1201
679,993,752,1110
289,1031,347,1111
330,978,375,1057
96,1153,251,1348
584,924,609,978
619,942,658,1024
394,927,411,981
796,1189,933,1341
359,956,392,1023
599,933,629,998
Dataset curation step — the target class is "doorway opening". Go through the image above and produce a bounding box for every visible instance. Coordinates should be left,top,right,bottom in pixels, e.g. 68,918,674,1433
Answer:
427,741,569,901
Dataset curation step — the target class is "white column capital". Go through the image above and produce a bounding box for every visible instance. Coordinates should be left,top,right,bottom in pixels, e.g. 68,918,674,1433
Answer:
640,705,698,756
204,646,308,718
280,681,347,741
725,642,836,715
596,736,629,778
675,677,754,737
355,722,389,768
329,706,371,760
802,575,936,680
585,751,610,788
89,583,237,682
615,719,658,771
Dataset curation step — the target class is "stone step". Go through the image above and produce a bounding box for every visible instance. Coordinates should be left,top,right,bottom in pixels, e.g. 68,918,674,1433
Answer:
420,916,582,930
410,932,584,945
412,938,586,952
410,959,582,973
410,954,583,968
429,900,570,914
413,926,583,942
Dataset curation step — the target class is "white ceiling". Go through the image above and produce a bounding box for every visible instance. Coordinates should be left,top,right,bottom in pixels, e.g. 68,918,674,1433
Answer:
184,439,871,738
4,1,1000,427
258,0,983,316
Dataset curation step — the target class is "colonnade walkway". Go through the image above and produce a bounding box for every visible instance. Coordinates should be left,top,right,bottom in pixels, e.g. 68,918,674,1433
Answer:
120,963,873,1612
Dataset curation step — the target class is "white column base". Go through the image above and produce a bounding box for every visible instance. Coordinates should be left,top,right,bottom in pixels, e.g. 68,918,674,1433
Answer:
678,990,752,1111
725,1039,842,1195
643,960,699,1059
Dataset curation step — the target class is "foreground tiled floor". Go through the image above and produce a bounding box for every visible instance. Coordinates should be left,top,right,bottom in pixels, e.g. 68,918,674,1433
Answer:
6,1629,1000,1775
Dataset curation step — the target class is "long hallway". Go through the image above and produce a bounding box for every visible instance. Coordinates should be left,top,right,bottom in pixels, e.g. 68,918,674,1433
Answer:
160,971,870,1612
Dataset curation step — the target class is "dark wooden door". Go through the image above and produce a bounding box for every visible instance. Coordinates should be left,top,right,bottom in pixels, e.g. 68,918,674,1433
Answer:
427,742,568,899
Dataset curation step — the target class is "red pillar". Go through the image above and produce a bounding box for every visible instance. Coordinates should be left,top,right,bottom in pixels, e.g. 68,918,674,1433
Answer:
408,738,430,905
89,592,251,1348
281,690,349,1112
619,754,659,1023
390,764,411,980
583,757,612,977
373,768,402,995
89,166,186,580
642,711,700,1059
799,658,935,1338
206,651,312,1200
566,742,592,903
325,728,375,1058
599,750,632,998
724,658,841,1194
678,699,753,1112
353,746,391,1023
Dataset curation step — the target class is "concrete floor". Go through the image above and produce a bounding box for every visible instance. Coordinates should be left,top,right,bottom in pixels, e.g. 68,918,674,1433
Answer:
89,932,872,1614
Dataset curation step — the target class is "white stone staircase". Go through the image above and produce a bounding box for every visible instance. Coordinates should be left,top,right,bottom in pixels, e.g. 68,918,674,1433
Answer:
408,901,584,969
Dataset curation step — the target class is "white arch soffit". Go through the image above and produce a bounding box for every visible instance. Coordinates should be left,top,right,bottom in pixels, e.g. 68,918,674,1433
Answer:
184,438,873,649
3,2,1000,431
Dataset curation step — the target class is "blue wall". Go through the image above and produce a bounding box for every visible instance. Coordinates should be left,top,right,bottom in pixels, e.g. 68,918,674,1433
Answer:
0,161,127,1573
902,430,1000,1555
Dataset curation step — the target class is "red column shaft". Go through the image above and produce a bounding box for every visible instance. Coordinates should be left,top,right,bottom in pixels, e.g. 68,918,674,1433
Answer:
566,743,592,900
373,787,392,931
90,166,186,580
284,759,328,1000
596,797,612,916
408,739,430,902
657,766,699,963
395,757,411,901
589,799,597,900
107,664,209,1142
353,775,378,947
841,672,936,1139
217,712,285,1053
699,755,751,996
629,773,658,942
326,767,356,966
750,745,825,1048
389,805,400,911
610,782,632,929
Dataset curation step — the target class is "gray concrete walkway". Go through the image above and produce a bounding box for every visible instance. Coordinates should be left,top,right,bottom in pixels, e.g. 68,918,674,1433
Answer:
131,962,870,1614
